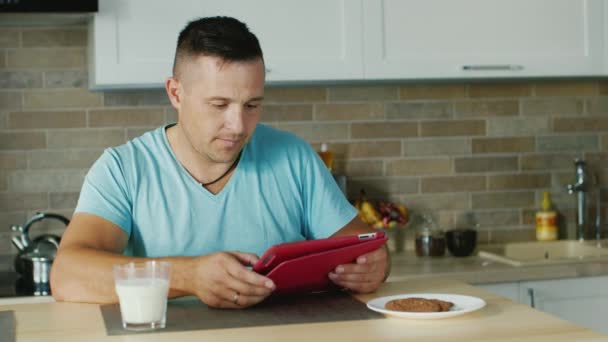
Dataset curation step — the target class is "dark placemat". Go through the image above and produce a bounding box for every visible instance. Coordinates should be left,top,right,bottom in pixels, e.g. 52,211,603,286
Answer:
101,291,383,336
0,310,15,342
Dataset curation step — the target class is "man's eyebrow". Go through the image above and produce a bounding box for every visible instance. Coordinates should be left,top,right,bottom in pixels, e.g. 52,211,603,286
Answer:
206,96,264,102
207,96,229,101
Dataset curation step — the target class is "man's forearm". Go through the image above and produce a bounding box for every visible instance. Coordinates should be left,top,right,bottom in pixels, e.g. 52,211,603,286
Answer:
51,247,195,304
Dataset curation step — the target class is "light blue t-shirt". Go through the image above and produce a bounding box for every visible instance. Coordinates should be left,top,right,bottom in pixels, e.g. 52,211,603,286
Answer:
75,123,357,258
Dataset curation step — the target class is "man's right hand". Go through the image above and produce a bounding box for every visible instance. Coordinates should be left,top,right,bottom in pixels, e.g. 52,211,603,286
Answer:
183,251,275,308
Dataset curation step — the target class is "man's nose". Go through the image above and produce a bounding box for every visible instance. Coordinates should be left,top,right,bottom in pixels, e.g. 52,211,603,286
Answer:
225,105,245,133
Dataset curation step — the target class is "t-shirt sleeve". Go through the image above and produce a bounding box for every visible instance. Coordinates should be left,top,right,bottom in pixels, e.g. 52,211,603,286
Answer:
301,145,358,239
74,148,133,235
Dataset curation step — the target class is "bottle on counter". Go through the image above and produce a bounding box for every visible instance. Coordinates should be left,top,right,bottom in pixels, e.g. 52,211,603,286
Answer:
318,143,334,171
536,191,558,241
414,215,446,257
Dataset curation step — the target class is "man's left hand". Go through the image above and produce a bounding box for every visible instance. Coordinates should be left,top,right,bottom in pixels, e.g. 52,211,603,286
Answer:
328,245,389,293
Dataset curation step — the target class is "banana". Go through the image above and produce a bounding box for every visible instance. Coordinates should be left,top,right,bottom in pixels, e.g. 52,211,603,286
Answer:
361,201,382,224
359,189,382,225
354,198,369,224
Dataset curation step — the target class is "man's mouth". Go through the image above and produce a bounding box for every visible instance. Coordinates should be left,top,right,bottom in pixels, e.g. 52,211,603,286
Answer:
216,137,241,148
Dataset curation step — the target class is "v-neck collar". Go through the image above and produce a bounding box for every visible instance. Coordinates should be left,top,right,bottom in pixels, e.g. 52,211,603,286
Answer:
161,123,246,200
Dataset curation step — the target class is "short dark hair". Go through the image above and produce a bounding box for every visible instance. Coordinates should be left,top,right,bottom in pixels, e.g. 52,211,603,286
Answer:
172,16,263,77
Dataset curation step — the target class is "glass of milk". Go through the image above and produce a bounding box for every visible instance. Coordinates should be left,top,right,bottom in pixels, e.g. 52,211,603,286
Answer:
113,260,171,331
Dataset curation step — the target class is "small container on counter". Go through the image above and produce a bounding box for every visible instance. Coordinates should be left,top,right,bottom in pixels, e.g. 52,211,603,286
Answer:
414,216,445,257
444,212,479,257
317,143,334,171
536,191,558,241
445,229,477,257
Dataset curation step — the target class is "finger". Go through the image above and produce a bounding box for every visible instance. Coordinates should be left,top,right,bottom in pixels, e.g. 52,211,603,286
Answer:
354,246,388,265
330,278,378,294
210,294,267,309
226,251,260,266
329,269,383,284
206,254,275,303
218,253,275,290
233,293,268,307
212,289,269,308
226,263,275,291
334,247,388,274
335,262,377,275
224,276,275,298
330,276,375,287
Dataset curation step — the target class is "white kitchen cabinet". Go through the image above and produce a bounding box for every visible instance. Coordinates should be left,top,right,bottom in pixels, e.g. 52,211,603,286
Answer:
477,282,520,303
362,0,605,80
519,276,608,334
91,0,607,89
89,0,363,89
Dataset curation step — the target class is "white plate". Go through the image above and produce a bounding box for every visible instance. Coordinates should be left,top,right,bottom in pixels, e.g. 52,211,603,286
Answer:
367,293,486,320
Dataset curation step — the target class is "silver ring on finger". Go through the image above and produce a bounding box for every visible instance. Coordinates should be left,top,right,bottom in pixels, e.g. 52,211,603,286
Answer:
232,292,240,305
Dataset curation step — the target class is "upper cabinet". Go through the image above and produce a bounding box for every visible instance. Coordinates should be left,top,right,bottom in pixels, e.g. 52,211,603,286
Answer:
363,0,605,80
89,0,363,89
90,0,606,89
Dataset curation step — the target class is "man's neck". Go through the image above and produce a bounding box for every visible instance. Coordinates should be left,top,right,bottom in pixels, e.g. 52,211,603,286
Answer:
165,124,238,191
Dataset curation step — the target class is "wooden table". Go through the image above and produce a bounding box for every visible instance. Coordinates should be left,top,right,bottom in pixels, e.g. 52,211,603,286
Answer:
2,278,606,341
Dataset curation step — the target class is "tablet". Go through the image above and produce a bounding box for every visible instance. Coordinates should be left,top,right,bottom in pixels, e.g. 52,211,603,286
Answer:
254,232,388,294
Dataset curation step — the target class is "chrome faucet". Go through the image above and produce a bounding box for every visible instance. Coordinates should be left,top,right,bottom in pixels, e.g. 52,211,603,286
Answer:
567,159,589,241
594,175,602,242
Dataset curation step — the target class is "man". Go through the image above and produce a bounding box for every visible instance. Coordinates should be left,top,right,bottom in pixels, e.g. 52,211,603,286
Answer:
51,16,389,308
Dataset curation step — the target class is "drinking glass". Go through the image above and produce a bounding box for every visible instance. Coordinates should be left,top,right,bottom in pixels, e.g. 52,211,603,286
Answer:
113,261,171,331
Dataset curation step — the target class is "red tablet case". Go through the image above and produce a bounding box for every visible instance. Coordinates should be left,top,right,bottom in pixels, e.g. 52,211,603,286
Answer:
254,232,388,295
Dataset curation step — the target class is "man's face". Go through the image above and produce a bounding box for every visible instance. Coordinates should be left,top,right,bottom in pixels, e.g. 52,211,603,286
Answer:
172,55,265,164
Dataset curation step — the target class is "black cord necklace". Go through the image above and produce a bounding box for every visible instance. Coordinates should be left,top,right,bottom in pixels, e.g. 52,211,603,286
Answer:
201,151,242,187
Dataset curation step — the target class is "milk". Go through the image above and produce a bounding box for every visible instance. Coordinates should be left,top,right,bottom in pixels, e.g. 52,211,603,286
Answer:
115,278,169,324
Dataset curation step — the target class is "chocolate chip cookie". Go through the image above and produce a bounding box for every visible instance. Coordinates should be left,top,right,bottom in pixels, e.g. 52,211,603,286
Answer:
429,299,454,311
385,297,454,312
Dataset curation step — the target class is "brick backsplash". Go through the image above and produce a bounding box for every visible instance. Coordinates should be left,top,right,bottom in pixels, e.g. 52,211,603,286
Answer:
1,24,608,256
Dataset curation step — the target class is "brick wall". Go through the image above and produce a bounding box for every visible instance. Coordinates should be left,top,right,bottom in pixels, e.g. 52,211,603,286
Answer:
1,24,607,255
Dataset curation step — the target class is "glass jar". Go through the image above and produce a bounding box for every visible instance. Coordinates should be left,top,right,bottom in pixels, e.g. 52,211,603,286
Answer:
414,216,445,257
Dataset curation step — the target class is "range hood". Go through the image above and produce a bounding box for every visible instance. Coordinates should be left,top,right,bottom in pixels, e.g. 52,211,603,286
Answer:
0,0,98,13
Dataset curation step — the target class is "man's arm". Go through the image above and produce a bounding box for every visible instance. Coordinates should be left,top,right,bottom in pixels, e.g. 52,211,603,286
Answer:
51,213,275,307
328,216,391,293
330,215,376,237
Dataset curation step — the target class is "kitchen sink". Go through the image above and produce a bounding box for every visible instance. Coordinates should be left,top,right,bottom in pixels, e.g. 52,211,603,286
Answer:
478,240,608,267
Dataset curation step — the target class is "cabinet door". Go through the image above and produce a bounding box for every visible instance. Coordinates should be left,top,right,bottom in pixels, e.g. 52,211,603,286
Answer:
520,276,608,334
90,0,363,89
363,0,605,79
477,282,520,303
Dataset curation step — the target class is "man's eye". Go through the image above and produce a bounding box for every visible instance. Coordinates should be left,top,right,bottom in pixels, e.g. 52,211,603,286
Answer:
246,103,260,109
211,103,227,108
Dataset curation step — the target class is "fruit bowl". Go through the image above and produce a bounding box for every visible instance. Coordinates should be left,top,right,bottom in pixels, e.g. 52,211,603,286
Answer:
354,191,409,228
353,189,409,253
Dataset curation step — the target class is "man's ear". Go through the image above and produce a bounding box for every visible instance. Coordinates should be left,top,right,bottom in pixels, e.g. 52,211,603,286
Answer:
165,77,182,110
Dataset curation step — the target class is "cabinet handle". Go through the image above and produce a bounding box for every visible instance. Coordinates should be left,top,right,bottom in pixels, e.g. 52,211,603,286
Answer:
527,288,536,308
462,64,524,71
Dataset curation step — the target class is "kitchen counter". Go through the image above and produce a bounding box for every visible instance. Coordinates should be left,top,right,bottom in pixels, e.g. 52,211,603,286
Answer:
2,278,606,341
387,250,608,284
2,249,608,305
2,249,608,303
